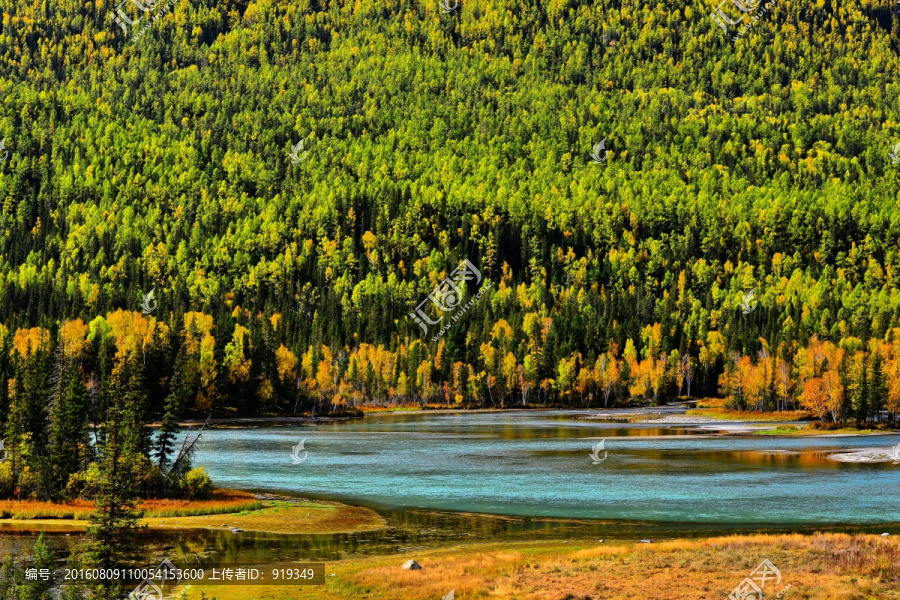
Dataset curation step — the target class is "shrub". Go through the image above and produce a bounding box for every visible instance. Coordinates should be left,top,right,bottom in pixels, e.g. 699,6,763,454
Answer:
65,471,86,499
17,466,38,499
76,463,104,499
179,467,213,500
132,455,164,498
0,462,14,498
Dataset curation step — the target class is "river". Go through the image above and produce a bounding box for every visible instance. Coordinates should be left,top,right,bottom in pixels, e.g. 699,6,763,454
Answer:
5,410,899,564
194,410,900,524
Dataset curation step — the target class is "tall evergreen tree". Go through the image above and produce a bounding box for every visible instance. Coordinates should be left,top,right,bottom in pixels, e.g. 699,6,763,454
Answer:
84,354,144,600
868,350,887,423
20,533,54,600
155,349,191,494
47,350,92,497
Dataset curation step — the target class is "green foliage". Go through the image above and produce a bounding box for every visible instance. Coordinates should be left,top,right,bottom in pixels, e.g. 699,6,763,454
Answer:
0,555,20,600
178,467,214,500
65,463,103,501
0,463,12,499
19,533,54,600
0,533,54,600
83,354,146,594
47,350,93,499
0,0,897,400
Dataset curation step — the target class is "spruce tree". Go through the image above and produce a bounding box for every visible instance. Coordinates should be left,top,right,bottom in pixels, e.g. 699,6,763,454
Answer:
20,533,54,600
868,350,887,424
155,349,190,493
0,554,20,600
47,351,91,498
84,353,144,600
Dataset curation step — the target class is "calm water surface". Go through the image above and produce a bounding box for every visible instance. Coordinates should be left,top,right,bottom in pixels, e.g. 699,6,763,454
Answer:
192,410,900,525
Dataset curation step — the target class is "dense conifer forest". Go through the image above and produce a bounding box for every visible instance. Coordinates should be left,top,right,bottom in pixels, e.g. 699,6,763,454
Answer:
1,0,900,510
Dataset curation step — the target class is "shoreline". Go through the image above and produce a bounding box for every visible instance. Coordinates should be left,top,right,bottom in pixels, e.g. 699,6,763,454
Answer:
6,486,898,537
157,406,900,436
146,415,360,427
0,494,385,535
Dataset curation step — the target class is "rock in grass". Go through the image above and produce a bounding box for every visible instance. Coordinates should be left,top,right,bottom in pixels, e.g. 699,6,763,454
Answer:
881,532,890,537
640,539,652,543
402,560,422,570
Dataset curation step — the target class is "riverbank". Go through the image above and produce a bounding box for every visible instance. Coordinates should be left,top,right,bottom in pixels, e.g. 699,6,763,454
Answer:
156,404,900,436
182,532,900,600
147,416,361,427
0,493,384,535
583,403,900,436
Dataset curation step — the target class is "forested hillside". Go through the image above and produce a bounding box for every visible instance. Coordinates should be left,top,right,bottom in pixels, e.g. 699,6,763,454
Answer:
1,0,900,424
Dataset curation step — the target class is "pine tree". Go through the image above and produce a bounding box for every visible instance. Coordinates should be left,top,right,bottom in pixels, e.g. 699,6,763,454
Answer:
84,354,144,600
47,351,91,497
851,353,869,426
155,349,191,493
0,554,20,600
868,350,887,423
19,344,52,454
20,532,54,600
0,339,11,434
119,352,152,458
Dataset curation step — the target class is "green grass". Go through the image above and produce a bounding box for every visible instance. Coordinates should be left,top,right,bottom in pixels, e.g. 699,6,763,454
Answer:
752,425,805,435
142,500,263,518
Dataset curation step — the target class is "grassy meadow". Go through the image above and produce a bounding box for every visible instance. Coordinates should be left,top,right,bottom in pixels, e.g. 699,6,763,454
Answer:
184,533,900,600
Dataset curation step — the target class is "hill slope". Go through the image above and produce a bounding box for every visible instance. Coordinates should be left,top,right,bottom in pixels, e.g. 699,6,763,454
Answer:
0,0,899,411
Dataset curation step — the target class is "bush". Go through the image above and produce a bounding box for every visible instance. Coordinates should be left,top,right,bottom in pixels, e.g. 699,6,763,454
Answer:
131,454,164,498
17,466,38,499
70,463,104,500
65,471,87,500
809,420,842,430
179,467,213,500
0,462,14,498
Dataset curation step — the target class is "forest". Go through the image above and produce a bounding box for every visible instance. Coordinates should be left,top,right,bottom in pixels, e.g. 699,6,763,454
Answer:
0,0,899,596
0,0,899,495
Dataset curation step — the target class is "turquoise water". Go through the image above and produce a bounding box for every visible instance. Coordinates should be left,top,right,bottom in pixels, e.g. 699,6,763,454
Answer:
192,410,900,525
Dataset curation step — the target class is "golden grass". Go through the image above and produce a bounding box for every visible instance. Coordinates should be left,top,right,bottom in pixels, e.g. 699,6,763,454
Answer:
0,490,259,520
0,496,384,535
753,425,806,435
189,533,900,600
694,398,729,409
359,404,424,412
0,498,95,520
687,407,811,422
140,490,262,517
142,500,384,534
753,425,895,436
